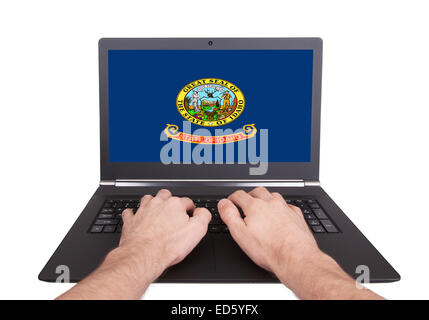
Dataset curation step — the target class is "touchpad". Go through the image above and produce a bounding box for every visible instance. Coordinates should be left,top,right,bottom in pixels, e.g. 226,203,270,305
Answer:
158,234,215,281
214,234,276,281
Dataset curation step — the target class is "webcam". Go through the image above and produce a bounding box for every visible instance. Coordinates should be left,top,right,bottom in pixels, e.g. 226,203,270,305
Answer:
208,40,213,46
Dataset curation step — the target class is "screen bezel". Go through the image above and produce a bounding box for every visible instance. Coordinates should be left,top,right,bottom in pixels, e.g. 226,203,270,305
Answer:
99,38,322,180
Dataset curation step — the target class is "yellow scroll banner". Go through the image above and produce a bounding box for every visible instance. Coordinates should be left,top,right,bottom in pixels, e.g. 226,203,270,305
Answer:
164,124,257,145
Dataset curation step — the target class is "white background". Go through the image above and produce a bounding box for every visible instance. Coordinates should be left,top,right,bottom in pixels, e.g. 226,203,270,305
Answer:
0,0,428,300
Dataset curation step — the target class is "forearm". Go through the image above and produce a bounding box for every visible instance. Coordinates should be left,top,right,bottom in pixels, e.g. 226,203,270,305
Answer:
275,249,383,300
57,246,161,300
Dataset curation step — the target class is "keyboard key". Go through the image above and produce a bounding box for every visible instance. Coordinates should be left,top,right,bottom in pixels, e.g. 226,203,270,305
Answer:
90,225,103,233
311,226,326,233
304,214,316,220
209,225,221,233
91,197,339,235
320,220,338,233
130,202,138,208
194,200,205,207
98,213,115,219
95,219,119,225
103,225,116,233
210,214,222,225
307,219,320,226
312,209,328,220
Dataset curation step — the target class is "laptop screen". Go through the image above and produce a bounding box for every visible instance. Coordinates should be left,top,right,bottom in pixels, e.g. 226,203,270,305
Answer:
108,50,313,168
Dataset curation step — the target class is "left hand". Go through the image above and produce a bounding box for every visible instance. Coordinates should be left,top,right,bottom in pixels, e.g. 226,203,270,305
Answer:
115,189,212,281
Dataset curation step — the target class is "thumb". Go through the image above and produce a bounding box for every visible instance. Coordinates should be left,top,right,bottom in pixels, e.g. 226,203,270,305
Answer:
218,199,247,236
178,207,211,257
189,207,212,233
218,199,265,271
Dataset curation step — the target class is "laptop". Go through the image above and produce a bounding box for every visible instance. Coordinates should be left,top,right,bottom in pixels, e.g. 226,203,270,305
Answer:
39,38,400,283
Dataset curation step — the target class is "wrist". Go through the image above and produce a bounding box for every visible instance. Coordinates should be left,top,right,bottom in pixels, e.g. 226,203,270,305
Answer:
274,246,353,299
272,245,327,287
104,244,166,284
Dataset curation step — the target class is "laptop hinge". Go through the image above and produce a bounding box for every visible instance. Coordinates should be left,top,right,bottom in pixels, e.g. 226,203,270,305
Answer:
106,179,313,187
100,180,116,186
304,180,321,187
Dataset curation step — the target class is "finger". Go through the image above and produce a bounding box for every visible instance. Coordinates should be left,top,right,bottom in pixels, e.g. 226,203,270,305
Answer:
289,205,304,218
122,208,133,225
271,192,287,205
289,205,301,214
155,189,172,200
218,199,260,263
190,207,212,227
179,208,211,255
289,206,309,229
291,206,307,224
228,190,253,211
249,187,272,201
180,197,195,212
139,194,153,210
218,198,247,235
165,196,194,214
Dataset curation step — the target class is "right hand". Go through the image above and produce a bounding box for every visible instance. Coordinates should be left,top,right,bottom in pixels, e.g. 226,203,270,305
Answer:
218,187,320,277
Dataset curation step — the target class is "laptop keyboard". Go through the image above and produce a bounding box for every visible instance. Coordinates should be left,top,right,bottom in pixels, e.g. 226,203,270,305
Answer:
89,198,339,234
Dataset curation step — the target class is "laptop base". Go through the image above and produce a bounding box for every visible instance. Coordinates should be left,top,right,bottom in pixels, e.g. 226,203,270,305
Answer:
39,185,400,283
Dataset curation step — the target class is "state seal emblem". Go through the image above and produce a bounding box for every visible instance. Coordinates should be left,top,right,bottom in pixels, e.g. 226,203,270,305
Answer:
176,78,245,127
